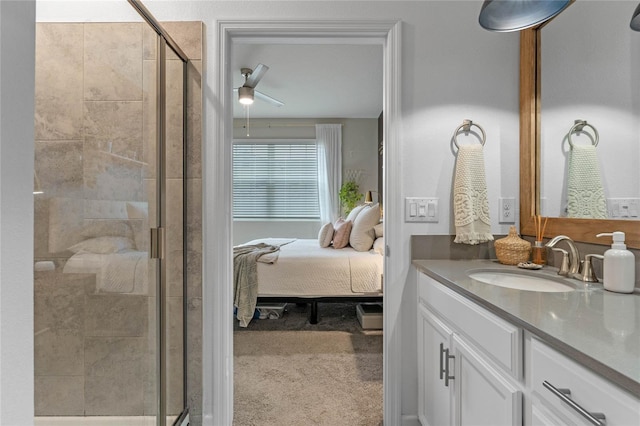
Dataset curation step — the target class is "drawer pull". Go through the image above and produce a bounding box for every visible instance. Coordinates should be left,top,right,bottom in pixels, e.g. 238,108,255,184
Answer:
444,348,455,387
543,380,606,426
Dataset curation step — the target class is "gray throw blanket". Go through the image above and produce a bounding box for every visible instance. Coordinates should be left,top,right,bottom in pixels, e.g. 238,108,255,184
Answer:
233,243,281,327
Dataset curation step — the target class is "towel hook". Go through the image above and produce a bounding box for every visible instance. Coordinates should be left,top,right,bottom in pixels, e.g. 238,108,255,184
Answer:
453,119,486,150
568,119,599,148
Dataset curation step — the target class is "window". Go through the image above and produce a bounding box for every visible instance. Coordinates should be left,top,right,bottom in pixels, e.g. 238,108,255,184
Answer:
233,140,320,219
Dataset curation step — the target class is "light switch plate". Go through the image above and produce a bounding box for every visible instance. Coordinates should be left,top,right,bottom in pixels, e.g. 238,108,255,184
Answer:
405,197,438,222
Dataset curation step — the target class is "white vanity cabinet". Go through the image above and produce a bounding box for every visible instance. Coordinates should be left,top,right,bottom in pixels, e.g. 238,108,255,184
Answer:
528,336,640,426
417,272,523,426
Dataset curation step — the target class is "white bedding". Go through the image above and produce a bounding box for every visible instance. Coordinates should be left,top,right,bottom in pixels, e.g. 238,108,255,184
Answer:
63,251,149,295
245,238,383,297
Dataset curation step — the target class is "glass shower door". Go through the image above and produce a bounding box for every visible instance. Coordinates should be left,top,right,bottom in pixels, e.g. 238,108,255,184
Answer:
33,7,189,423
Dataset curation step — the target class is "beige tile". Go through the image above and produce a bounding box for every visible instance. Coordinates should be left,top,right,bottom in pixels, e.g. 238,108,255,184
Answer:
187,60,203,179
167,249,184,298
34,272,86,331
143,24,158,60
35,376,84,416
84,295,148,337
35,24,84,140
84,23,143,101
144,297,158,415
162,22,203,60
186,297,202,417
35,140,84,199
167,297,184,414
186,178,202,253
83,101,144,201
143,60,158,179
166,178,184,296
35,329,83,376
34,197,50,259
166,60,185,179
186,249,202,299
84,336,146,415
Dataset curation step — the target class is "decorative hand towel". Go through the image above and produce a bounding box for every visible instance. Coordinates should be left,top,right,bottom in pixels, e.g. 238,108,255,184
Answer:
453,144,493,245
567,144,607,219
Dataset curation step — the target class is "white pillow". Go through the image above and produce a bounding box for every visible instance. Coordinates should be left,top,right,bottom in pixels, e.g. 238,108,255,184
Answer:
349,203,380,252
373,237,385,255
67,236,135,254
346,204,366,223
318,222,334,248
126,202,149,251
374,222,383,238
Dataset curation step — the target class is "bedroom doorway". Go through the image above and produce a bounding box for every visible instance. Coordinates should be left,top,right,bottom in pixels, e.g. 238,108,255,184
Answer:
205,20,402,425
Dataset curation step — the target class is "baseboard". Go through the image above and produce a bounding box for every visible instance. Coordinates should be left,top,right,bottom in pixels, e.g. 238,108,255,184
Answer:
401,414,420,426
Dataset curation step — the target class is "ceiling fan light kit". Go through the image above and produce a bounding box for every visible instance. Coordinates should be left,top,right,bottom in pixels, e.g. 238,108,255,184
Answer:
238,86,254,105
236,64,284,107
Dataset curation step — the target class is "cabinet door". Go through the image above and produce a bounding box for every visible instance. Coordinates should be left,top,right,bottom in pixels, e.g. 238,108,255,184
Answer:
452,334,522,426
418,304,453,426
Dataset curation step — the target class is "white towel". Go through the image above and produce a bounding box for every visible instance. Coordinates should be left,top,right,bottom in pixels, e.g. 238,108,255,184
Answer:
453,144,493,245
567,145,607,219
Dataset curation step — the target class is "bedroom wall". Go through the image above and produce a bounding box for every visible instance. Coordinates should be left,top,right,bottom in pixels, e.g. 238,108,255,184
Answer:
33,1,521,425
232,117,378,245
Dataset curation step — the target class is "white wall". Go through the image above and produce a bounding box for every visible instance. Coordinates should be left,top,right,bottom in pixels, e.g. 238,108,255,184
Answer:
540,1,640,217
232,117,378,244
33,1,521,424
0,1,36,425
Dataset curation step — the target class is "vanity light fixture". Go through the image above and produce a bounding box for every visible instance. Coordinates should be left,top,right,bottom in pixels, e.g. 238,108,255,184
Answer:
479,0,571,32
631,4,640,31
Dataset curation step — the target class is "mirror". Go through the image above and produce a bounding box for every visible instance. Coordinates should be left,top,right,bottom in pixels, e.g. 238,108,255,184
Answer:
540,2,640,220
519,2,640,248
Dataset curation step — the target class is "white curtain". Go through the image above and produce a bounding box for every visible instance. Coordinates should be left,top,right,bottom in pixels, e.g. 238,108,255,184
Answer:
316,124,342,224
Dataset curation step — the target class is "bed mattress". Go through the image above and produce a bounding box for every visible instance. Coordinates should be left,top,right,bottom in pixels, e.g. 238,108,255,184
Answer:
248,238,383,297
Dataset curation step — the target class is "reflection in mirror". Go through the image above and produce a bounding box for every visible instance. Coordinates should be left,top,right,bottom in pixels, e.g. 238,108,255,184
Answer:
540,1,640,220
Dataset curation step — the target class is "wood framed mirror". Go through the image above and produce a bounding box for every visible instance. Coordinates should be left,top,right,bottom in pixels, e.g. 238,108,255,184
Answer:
519,27,640,248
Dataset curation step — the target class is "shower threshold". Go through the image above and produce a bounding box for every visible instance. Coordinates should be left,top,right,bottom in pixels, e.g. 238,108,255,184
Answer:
35,416,178,426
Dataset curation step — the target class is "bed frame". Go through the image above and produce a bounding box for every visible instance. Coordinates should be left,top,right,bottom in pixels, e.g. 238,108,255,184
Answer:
257,295,383,324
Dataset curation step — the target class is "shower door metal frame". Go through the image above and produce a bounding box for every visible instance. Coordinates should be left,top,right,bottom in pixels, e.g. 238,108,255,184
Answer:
127,1,190,425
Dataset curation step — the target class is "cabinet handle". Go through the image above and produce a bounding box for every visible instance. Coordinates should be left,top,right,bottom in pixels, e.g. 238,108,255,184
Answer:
543,381,606,426
444,348,455,387
439,343,445,380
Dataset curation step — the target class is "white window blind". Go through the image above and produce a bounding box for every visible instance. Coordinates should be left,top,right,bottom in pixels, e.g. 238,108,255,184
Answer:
233,141,320,219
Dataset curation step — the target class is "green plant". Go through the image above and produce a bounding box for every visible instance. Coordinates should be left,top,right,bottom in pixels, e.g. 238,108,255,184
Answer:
339,180,362,214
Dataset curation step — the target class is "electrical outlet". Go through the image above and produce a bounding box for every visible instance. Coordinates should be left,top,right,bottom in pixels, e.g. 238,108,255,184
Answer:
499,197,515,224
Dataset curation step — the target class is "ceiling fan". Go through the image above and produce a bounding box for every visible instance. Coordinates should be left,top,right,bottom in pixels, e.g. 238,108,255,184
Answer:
235,64,284,107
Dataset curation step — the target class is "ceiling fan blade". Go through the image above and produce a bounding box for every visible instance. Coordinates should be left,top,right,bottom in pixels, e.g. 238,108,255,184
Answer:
245,63,269,88
254,90,284,107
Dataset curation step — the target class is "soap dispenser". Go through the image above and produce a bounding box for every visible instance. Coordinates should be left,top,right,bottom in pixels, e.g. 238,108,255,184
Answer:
596,232,636,293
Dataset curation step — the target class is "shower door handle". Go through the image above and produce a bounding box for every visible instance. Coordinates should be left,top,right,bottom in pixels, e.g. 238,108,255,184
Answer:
150,227,165,259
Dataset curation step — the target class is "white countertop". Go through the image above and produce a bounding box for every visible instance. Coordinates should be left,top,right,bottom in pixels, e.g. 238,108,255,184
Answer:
413,259,640,397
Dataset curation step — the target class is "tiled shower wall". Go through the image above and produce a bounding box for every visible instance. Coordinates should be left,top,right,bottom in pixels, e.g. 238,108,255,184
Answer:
33,22,203,420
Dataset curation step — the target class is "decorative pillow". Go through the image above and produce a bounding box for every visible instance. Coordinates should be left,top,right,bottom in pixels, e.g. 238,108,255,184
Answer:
67,236,135,254
349,203,381,252
346,204,366,223
126,202,149,251
373,237,385,255
332,218,352,249
318,222,334,248
374,222,384,238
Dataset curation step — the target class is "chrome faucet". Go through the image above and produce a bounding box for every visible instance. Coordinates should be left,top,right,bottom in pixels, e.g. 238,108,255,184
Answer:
545,235,581,276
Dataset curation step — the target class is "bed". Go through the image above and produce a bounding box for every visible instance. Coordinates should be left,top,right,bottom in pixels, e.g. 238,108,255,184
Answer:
234,204,385,326
48,197,150,295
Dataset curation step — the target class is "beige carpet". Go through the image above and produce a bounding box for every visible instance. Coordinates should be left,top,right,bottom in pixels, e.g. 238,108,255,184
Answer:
233,303,383,426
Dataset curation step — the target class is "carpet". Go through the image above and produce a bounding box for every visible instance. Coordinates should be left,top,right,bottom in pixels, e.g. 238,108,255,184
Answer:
233,303,383,425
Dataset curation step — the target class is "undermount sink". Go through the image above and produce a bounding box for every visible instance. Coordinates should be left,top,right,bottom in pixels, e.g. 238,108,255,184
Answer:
468,270,576,293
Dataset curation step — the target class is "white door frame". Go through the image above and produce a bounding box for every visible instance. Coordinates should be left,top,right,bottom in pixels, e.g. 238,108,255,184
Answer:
203,19,402,426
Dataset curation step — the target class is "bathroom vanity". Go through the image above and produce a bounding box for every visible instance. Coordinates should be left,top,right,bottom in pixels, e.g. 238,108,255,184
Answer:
414,259,640,426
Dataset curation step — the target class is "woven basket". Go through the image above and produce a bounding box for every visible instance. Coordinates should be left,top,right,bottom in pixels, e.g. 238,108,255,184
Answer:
494,226,531,265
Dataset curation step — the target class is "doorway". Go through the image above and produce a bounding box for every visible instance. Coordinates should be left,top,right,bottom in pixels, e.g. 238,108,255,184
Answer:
203,20,402,425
